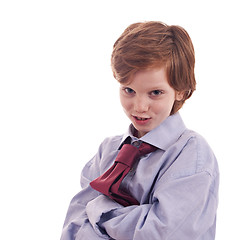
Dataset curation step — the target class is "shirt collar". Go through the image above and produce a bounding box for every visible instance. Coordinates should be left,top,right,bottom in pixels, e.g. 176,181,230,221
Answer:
119,112,186,151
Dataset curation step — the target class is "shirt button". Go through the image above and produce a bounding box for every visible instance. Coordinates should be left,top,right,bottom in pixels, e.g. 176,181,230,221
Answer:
132,141,142,148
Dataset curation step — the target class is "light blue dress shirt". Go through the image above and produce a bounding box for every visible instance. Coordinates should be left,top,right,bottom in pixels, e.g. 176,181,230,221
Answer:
61,113,219,240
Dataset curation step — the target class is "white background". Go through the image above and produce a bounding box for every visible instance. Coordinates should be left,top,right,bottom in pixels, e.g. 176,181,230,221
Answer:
0,0,239,239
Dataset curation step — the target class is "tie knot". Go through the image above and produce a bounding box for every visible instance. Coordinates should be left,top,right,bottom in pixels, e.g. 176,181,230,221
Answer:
138,142,158,156
115,144,140,167
115,141,157,167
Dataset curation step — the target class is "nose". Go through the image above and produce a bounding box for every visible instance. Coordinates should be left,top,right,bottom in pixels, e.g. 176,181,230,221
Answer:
134,96,149,113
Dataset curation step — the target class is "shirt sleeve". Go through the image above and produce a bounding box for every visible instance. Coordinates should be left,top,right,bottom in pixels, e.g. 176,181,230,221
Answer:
60,139,114,240
94,137,219,240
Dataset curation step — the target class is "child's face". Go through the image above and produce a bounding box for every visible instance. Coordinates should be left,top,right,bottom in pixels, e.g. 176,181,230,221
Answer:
120,67,183,138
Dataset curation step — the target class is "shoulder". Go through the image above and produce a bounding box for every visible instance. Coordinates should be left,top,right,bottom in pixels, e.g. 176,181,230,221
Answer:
177,129,219,177
93,134,124,171
88,134,124,163
99,134,124,153
80,134,124,185
158,129,219,197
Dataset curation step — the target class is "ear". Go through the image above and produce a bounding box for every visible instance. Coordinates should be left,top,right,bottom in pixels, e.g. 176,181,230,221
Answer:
175,91,184,101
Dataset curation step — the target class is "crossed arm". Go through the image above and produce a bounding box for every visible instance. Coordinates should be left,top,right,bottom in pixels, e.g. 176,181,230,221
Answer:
61,160,218,239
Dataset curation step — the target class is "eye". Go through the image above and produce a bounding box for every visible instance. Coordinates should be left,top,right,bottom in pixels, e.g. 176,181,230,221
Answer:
123,87,135,95
150,90,163,96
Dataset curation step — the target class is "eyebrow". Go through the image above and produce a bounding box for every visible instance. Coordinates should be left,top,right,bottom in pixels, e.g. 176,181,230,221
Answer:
146,86,167,92
120,83,168,92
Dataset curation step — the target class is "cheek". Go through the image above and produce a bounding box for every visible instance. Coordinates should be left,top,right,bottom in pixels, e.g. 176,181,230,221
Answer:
151,101,164,113
151,99,174,115
120,96,131,111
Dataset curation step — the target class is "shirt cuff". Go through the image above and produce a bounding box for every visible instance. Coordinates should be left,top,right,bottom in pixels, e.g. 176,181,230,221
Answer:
86,194,122,236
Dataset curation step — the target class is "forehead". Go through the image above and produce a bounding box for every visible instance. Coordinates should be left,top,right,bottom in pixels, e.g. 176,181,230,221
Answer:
123,68,170,89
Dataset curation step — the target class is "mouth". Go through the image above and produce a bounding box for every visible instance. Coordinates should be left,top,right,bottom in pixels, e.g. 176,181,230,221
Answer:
134,116,149,121
132,115,151,124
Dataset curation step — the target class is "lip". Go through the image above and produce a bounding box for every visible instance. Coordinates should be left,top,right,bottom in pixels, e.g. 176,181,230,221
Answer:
132,115,151,125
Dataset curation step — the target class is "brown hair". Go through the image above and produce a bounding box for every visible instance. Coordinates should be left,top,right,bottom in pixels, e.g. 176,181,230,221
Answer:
111,21,196,114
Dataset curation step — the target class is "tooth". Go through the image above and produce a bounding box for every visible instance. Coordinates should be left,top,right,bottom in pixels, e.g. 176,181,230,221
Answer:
137,117,145,120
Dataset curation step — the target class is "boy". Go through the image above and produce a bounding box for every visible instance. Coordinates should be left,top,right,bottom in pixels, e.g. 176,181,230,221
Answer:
61,21,219,240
